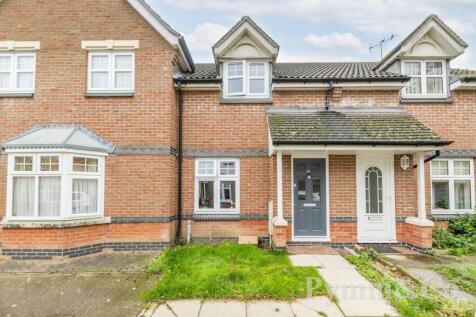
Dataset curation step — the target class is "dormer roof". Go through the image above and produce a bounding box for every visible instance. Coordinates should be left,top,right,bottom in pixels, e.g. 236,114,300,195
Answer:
375,14,468,72
212,16,279,62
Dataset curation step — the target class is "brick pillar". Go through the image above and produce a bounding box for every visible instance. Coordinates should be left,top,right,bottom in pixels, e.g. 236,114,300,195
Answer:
272,225,287,248
405,222,433,250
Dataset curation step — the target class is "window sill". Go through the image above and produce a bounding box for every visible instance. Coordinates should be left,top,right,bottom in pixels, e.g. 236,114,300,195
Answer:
193,213,240,221
0,92,34,98
221,97,272,104
85,92,134,97
0,216,111,228
400,97,453,104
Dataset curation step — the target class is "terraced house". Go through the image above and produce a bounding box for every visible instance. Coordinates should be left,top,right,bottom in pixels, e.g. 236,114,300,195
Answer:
0,0,475,259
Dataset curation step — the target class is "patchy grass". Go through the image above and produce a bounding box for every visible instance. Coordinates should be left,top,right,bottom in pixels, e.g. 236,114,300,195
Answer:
346,252,474,317
428,263,476,296
143,243,327,301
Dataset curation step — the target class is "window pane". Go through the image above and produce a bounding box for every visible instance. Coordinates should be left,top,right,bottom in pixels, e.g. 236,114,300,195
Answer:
91,55,109,70
432,181,449,209
220,181,236,209
17,72,34,89
227,63,243,77
17,56,34,70
72,179,98,214
14,156,33,171
426,62,442,75
249,78,265,94
91,72,108,89
365,167,383,214
404,62,421,75
115,55,132,70
115,71,132,89
405,77,421,94
39,177,61,217
73,157,98,173
198,180,214,209
198,161,215,175
249,63,265,77
432,161,448,176
0,72,11,89
455,181,471,210
228,78,243,94
219,161,236,176
12,177,35,217
41,156,59,171
312,176,321,202
0,56,11,71
454,161,470,175
427,77,443,94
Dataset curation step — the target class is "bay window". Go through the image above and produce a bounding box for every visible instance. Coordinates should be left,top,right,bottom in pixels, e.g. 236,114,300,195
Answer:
0,52,36,93
7,153,104,220
431,159,474,213
402,60,447,98
88,52,134,93
195,159,240,213
224,61,269,98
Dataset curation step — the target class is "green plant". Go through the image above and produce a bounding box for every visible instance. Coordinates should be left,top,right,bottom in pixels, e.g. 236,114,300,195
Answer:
447,214,476,237
432,214,476,256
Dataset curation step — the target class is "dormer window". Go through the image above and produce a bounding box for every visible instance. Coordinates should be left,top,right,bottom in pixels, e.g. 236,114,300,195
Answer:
223,61,269,98
402,60,447,98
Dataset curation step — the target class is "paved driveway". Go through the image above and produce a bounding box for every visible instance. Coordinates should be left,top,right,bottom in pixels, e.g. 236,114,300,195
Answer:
0,252,161,317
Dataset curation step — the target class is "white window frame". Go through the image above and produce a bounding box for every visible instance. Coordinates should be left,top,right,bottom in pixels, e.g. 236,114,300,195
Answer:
0,52,36,93
223,61,269,98
6,151,105,221
87,51,135,93
431,158,475,214
194,159,240,214
401,60,447,99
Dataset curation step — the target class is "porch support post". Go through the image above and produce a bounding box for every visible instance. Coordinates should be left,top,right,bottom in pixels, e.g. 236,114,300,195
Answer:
416,151,426,220
274,151,288,226
406,151,434,227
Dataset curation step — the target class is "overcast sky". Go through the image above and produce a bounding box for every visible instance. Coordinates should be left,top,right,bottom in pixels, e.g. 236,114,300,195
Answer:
147,0,476,68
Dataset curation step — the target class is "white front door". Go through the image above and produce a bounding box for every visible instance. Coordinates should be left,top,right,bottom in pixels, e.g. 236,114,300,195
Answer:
356,153,396,243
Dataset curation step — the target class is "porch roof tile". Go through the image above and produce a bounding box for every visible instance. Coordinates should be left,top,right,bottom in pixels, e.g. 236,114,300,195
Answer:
267,108,452,146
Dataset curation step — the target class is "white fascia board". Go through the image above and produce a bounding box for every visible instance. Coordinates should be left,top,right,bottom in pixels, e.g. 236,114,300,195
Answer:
272,145,442,153
3,148,109,157
450,80,476,91
0,41,40,51
176,83,221,90
126,0,192,71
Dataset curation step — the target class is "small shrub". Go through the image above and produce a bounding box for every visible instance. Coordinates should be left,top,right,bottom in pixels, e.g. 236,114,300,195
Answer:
447,214,476,237
432,214,476,256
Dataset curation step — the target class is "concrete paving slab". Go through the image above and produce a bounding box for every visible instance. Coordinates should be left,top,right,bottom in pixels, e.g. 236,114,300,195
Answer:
318,268,373,288
338,299,398,317
199,301,245,317
312,255,354,269
295,297,344,317
290,302,321,317
247,301,294,317
289,254,322,267
167,300,202,317
152,304,175,317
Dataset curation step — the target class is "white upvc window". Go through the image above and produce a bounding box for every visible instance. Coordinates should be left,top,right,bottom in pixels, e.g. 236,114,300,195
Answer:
6,152,105,220
402,60,447,98
0,52,36,93
195,159,240,213
87,52,134,93
224,61,269,98
431,159,474,213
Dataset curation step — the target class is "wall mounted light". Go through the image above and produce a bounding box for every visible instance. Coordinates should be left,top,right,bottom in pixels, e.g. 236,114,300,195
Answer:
400,155,410,170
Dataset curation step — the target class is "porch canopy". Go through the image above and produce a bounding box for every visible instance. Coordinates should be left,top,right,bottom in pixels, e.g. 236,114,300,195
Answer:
267,107,452,229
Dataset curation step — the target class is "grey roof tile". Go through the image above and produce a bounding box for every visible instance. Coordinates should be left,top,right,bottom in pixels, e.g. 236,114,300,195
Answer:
268,109,451,146
177,62,408,82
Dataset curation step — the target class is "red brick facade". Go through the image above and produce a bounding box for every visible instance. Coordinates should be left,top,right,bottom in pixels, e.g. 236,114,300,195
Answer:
0,0,474,257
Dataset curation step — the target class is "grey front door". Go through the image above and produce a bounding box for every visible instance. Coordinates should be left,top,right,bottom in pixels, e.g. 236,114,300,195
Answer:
293,159,327,237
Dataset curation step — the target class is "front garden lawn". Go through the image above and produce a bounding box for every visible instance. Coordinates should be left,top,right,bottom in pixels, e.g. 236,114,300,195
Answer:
143,244,327,301
428,263,476,296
